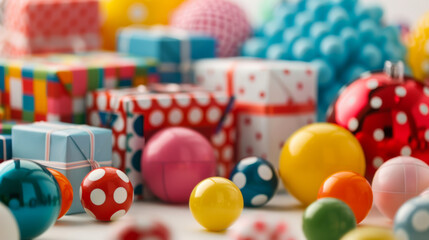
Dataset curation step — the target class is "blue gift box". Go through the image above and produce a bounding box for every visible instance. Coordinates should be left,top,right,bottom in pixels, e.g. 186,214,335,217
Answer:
117,26,216,84
12,122,112,214
0,134,11,162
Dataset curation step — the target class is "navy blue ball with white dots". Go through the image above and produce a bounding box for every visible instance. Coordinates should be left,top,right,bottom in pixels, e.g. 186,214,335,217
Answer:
230,157,278,207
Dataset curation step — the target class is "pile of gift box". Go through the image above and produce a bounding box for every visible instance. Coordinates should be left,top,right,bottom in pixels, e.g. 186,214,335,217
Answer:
0,0,428,238
0,0,318,203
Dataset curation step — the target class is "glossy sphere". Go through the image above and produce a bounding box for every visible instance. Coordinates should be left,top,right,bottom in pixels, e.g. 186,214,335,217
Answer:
47,168,73,219
318,171,373,223
80,167,133,221
0,202,19,240
327,70,429,181
303,198,356,240
100,0,185,49
408,12,429,81
170,0,251,57
0,160,61,239
279,123,366,206
372,157,429,220
189,177,243,231
142,127,216,203
230,157,278,207
394,196,429,240
341,227,397,240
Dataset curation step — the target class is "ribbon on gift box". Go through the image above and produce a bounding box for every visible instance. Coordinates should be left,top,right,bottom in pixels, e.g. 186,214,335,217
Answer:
225,62,316,115
17,122,111,170
0,135,7,161
119,25,192,83
108,84,234,134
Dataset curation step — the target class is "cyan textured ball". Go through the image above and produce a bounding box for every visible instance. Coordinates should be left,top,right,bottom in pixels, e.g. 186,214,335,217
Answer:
230,157,278,207
241,0,405,120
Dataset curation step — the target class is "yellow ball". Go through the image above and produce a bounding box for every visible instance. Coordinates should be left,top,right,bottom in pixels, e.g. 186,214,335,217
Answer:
341,227,398,240
189,177,243,232
100,0,185,50
279,123,365,206
408,11,429,81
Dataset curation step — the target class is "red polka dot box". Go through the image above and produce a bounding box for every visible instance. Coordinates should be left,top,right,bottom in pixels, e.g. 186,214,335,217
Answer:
86,84,235,199
1,0,100,57
195,58,317,170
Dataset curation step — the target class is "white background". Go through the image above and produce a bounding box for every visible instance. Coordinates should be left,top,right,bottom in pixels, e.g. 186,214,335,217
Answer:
230,0,429,26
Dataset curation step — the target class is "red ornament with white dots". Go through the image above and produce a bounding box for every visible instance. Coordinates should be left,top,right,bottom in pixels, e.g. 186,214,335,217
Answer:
327,61,429,180
80,167,134,221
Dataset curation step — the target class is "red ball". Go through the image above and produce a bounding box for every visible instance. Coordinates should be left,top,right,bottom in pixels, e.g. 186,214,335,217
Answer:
317,171,373,223
48,168,73,219
80,167,133,221
327,62,429,180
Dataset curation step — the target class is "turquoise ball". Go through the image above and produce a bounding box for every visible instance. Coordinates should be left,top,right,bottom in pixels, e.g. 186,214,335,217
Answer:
0,160,61,239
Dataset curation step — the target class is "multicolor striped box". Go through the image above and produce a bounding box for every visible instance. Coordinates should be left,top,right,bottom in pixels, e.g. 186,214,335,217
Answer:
0,52,159,123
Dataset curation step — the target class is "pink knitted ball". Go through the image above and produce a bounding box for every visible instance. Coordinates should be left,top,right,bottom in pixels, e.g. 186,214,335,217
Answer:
170,0,251,57
141,127,217,204
372,156,429,220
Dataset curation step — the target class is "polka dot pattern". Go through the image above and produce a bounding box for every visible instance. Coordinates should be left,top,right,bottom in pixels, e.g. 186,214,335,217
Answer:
412,210,429,232
110,210,126,221
87,169,105,182
396,112,408,125
395,86,407,97
251,194,268,206
114,187,128,204
258,165,273,181
348,118,359,131
90,85,235,200
81,167,134,221
366,79,379,90
232,173,246,189
116,170,130,183
401,146,412,156
90,189,106,206
370,97,382,109
373,129,384,142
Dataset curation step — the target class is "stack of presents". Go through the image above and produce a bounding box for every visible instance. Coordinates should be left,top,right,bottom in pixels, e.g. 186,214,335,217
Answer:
0,0,316,214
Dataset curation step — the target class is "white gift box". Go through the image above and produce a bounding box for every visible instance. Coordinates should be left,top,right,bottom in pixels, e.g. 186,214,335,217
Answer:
195,58,317,169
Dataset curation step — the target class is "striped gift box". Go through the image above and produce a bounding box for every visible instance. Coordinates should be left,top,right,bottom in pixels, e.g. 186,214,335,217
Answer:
0,52,158,123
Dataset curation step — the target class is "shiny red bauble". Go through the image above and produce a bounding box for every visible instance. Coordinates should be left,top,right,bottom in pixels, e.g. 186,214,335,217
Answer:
80,167,134,221
328,62,429,180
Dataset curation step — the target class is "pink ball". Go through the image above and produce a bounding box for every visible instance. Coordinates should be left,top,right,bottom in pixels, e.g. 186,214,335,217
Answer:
141,127,216,203
372,156,429,219
170,0,251,57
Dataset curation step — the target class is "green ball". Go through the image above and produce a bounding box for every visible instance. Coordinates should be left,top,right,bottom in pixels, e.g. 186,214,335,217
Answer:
303,198,357,240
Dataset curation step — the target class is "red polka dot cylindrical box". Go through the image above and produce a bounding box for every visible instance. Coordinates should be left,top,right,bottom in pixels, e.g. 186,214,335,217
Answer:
86,84,236,199
194,58,317,171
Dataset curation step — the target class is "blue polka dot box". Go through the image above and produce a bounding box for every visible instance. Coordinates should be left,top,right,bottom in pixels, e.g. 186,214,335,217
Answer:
86,84,236,199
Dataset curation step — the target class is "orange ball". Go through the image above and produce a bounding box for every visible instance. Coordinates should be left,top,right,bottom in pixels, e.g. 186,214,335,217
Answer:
317,171,373,223
48,168,73,219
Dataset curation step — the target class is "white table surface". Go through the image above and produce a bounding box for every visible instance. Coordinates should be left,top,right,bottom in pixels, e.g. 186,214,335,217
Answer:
38,193,393,240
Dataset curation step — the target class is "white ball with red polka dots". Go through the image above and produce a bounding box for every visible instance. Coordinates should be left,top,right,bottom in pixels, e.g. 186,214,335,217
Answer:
229,217,296,240
80,167,134,221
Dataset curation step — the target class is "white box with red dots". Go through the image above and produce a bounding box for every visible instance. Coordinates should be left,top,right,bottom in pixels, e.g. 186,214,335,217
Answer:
195,58,317,169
